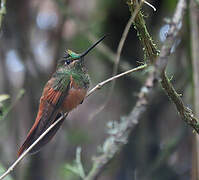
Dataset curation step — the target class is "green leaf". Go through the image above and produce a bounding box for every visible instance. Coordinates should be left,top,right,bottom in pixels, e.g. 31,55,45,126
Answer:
16,89,25,100
0,94,10,103
64,147,85,179
65,164,80,177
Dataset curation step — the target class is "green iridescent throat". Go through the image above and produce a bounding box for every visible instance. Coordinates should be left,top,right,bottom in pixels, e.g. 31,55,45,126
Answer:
52,62,89,92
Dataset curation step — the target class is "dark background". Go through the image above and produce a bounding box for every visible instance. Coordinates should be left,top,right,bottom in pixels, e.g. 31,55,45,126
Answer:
0,0,194,180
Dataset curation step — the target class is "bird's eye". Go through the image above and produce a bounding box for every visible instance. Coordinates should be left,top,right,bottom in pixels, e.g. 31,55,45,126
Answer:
64,60,71,65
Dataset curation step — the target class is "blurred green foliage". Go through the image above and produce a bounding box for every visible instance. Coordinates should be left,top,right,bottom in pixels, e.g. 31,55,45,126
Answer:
0,163,13,180
0,94,10,119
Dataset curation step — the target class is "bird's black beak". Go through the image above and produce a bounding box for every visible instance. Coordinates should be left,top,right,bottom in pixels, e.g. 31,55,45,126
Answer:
80,35,106,59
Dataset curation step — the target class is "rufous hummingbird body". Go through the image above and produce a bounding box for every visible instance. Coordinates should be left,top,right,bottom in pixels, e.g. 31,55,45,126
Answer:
18,35,106,157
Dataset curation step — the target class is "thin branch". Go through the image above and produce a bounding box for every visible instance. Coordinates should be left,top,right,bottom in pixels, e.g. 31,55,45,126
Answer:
110,0,145,89
143,0,156,11
0,64,147,180
0,113,68,180
88,0,145,121
130,0,195,133
141,0,199,135
86,64,147,97
86,33,146,90
133,0,198,134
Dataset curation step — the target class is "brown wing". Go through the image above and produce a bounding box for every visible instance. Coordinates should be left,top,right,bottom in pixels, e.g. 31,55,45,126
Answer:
17,77,71,156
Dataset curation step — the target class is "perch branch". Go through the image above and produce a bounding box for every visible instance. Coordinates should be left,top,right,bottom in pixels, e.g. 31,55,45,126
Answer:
0,64,147,180
0,1,191,180
0,113,68,180
86,64,147,97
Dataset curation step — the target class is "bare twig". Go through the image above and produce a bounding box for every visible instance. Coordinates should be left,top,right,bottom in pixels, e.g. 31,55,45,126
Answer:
110,0,144,90
143,0,156,11
88,0,145,121
86,64,147,97
0,64,147,180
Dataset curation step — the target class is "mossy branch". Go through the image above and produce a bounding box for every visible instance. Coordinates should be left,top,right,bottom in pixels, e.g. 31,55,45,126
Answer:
156,0,199,131
127,0,159,63
128,0,198,133
161,72,199,133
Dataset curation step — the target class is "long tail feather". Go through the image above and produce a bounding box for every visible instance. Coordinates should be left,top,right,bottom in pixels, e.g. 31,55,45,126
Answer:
18,79,71,157
17,113,66,157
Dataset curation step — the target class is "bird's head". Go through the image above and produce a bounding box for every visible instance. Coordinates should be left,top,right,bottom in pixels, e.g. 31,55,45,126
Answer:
57,35,106,70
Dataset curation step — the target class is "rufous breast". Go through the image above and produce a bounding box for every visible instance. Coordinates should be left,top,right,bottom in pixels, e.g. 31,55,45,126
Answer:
61,76,88,112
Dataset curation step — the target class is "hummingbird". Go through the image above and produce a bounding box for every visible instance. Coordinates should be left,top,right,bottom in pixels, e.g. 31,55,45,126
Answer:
18,35,106,157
